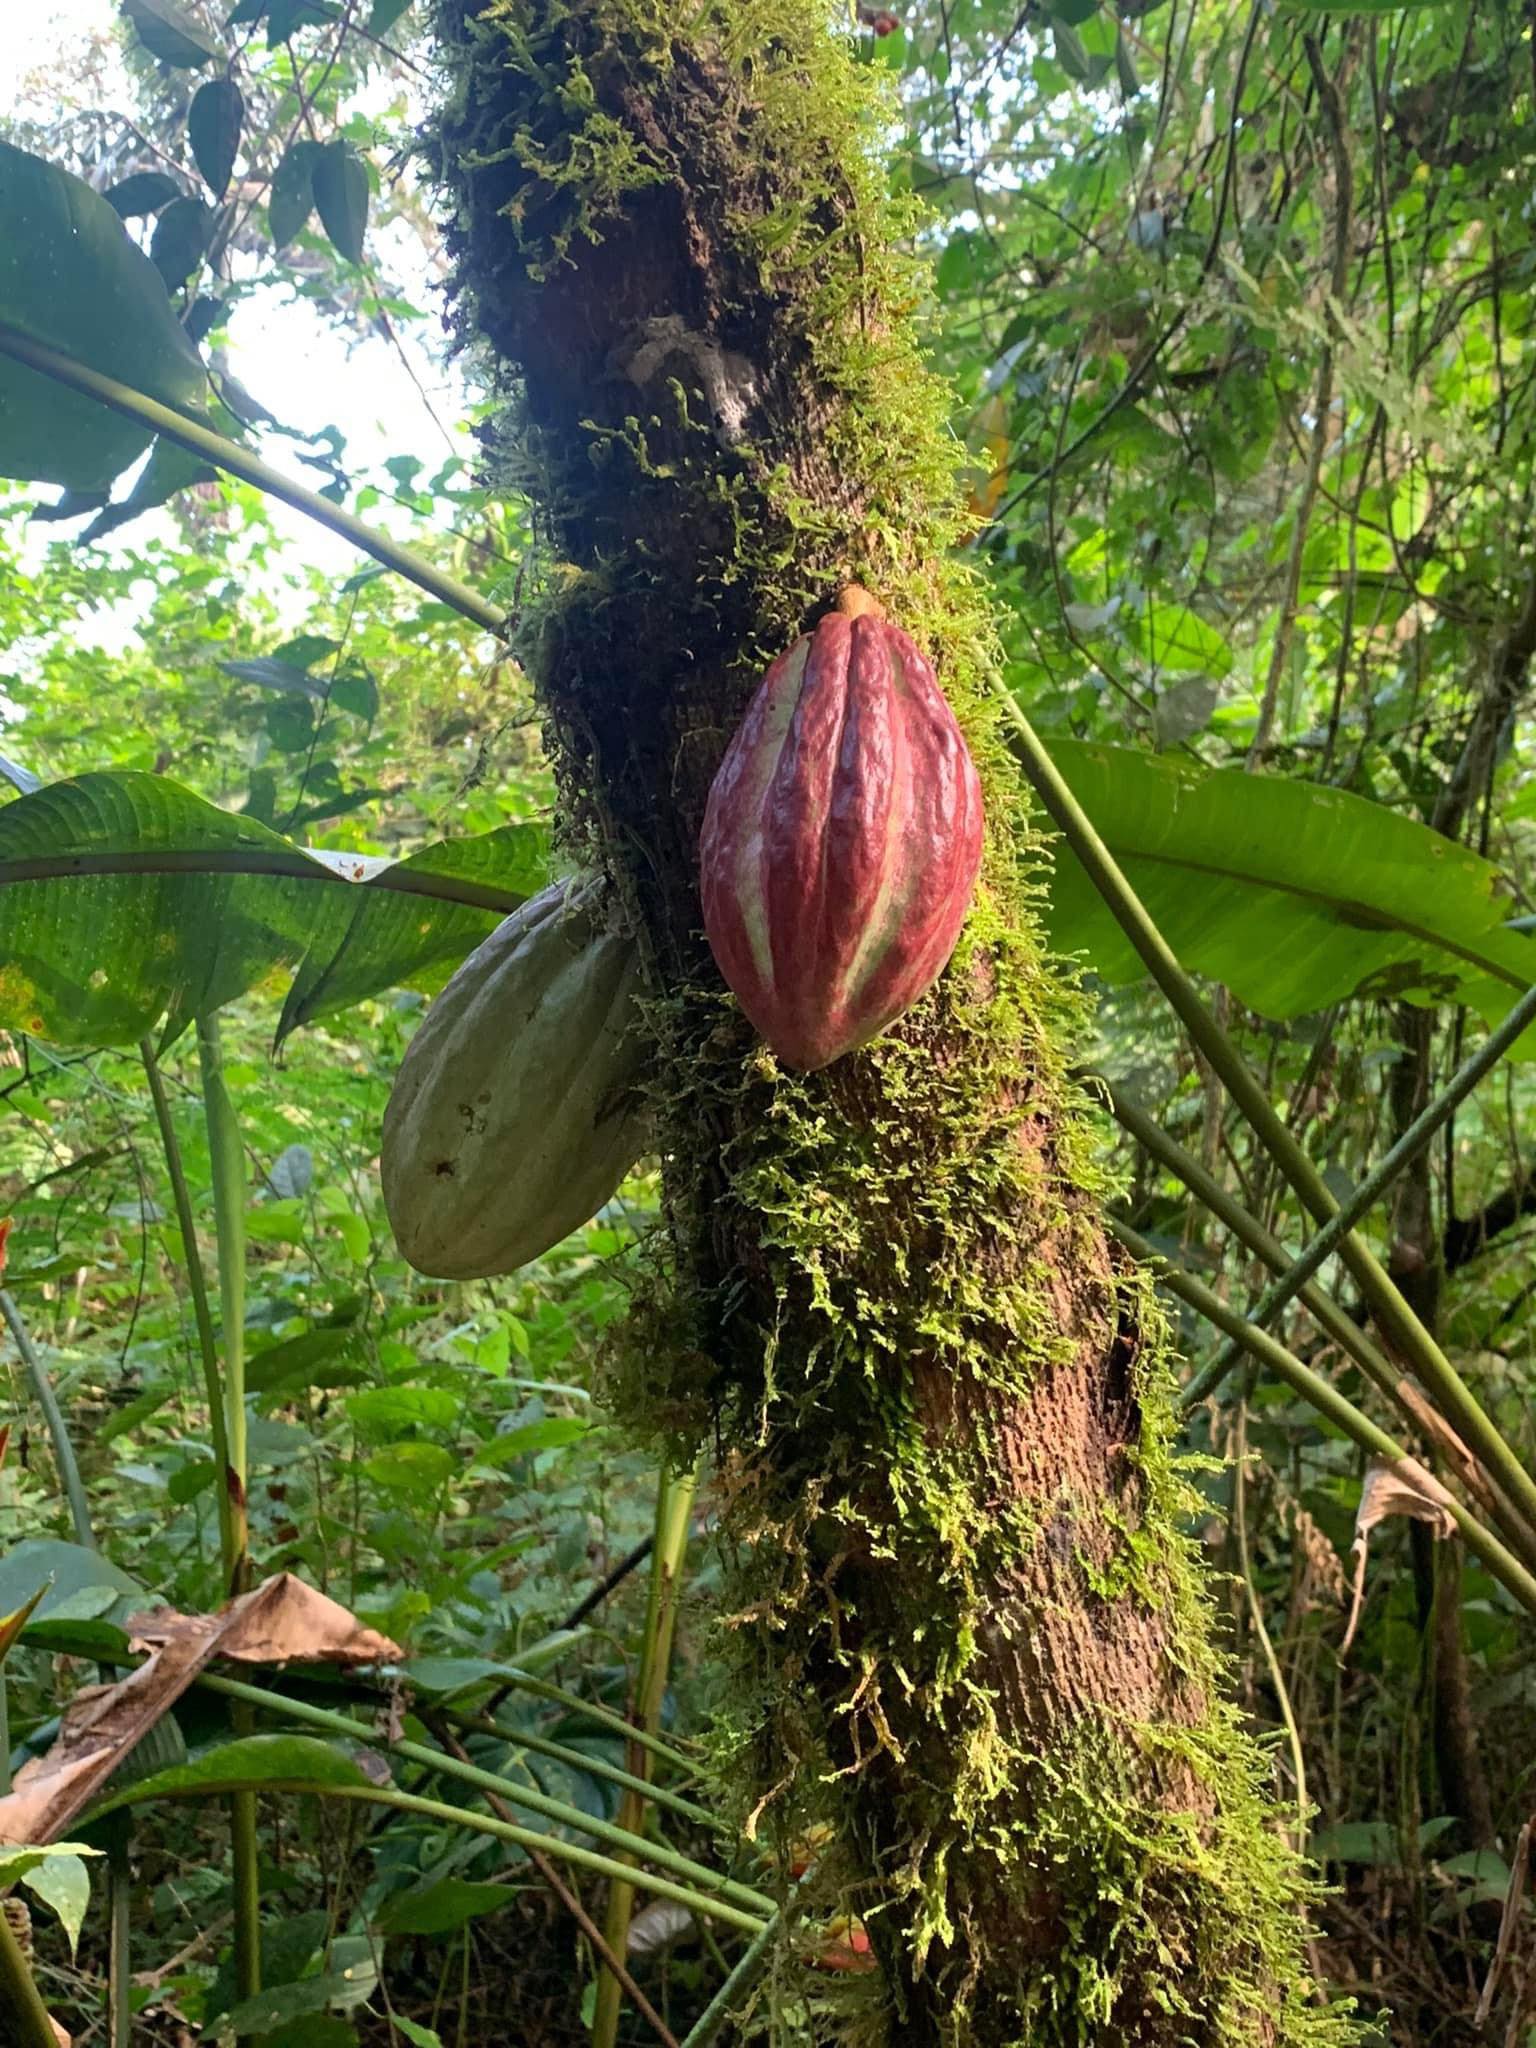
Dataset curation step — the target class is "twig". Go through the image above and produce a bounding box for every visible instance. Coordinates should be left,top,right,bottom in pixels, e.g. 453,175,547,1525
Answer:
433,1722,680,2048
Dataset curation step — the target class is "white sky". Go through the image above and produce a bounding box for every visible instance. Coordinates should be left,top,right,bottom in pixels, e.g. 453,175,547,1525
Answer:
1,0,481,649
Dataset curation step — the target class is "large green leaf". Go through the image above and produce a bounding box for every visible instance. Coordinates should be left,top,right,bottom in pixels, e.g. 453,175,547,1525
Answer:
0,142,207,490
92,1734,372,1816
1037,740,1536,1036
0,772,547,1048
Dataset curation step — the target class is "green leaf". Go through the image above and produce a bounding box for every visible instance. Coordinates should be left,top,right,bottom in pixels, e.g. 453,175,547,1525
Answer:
0,141,207,490
391,2023,444,2048
345,1386,461,1439
189,78,244,199
0,1538,144,1623
377,1878,519,1937
79,433,217,542
121,0,222,65
21,1850,95,1957
102,170,185,217
1310,1821,1401,1864
0,771,545,1047
150,196,215,290
1133,602,1233,677
92,1734,372,1817
362,1441,455,1499
1035,740,1536,1040
269,140,321,248
312,140,369,264
246,1327,358,1396
368,0,414,29
223,657,331,700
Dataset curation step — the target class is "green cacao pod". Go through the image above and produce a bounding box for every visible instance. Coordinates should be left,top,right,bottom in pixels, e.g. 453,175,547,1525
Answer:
381,881,647,1278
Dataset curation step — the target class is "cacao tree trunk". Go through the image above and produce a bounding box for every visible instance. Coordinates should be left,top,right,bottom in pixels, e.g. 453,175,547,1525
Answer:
427,4,1355,2040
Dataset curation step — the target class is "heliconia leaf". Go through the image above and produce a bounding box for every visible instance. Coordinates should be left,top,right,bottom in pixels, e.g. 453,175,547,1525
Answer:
0,141,207,490
0,771,548,1048
189,77,244,200
121,0,223,66
1036,739,1536,1045
312,139,369,264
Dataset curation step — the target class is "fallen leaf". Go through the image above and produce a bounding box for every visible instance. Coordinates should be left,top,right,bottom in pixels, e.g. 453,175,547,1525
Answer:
0,1575,402,1844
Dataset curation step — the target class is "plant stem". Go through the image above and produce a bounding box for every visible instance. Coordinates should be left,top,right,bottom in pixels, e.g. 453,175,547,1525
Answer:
0,1292,94,1546
1112,1221,1536,1619
592,1464,700,2048
472,1673,697,1771
195,1015,250,1585
1001,698,1536,1540
194,1674,771,1916
1098,1081,1403,1411
140,1038,235,1572
0,324,508,640
106,1774,769,1936
0,1904,60,2048
432,1721,680,2048
194,1014,261,2018
677,1907,785,2048
1182,970,1536,1410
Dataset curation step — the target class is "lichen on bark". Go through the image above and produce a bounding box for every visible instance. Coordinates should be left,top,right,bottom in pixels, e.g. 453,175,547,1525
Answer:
425,0,1360,2040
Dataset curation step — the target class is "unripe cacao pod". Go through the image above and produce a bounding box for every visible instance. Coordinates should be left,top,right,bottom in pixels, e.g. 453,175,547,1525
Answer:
699,608,984,1071
381,881,647,1279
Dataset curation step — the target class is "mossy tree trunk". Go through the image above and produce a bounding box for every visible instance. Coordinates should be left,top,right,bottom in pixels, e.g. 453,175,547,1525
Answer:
428,3,1356,2041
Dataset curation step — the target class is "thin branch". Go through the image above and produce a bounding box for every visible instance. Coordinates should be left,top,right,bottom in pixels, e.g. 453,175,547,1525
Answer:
0,324,508,639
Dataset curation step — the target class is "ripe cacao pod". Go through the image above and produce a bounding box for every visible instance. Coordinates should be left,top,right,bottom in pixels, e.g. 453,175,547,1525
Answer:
381,881,647,1279
699,607,984,1071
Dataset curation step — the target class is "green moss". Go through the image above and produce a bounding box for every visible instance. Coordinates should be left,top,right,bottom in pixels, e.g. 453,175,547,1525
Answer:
425,0,1361,2038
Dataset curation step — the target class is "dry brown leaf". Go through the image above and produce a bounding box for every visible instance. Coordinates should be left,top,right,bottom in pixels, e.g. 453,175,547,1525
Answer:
0,1575,402,1846
1340,1456,1457,1658
126,1573,402,1670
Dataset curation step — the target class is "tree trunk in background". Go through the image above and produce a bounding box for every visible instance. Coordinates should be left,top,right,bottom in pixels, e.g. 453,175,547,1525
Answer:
428,3,1353,2040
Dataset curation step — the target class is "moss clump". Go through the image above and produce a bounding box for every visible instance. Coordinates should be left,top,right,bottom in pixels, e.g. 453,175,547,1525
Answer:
425,0,1360,2040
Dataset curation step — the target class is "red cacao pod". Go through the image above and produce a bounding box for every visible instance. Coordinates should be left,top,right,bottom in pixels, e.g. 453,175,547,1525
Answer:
700,609,983,1071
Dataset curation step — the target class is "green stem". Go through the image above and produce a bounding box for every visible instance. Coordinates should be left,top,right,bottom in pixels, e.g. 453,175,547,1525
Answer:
140,1039,235,1574
468,1675,697,1772
1112,1220,1536,1619
0,1292,94,1547
1001,699,1536,1540
1099,1081,1404,1411
195,1014,250,1582
195,1674,771,1917
105,1775,769,1937
1182,971,1536,1410
0,324,508,640
108,1821,133,2048
438,1712,715,1830
592,1465,700,2048
677,1907,785,2048
193,1014,261,2019
0,1905,60,2048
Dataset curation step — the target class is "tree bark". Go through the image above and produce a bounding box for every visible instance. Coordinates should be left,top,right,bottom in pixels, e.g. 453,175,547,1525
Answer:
427,3,1353,2040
